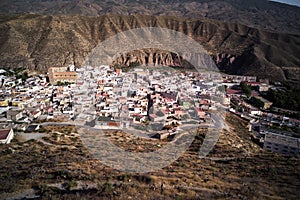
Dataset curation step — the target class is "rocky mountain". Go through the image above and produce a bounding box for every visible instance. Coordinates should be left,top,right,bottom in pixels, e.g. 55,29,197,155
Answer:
0,0,300,84
0,14,299,84
0,0,300,34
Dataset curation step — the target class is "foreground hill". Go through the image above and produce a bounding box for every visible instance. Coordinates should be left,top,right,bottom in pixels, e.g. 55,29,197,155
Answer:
0,14,299,84
0,114,299,199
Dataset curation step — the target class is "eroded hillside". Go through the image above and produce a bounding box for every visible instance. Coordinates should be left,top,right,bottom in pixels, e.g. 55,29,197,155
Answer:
0,14,299,83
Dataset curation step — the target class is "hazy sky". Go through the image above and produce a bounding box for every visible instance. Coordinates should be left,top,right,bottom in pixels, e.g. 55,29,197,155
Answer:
270,0,300,7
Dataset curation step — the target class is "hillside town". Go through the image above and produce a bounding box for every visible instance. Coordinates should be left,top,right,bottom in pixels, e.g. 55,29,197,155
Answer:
0,65,299,155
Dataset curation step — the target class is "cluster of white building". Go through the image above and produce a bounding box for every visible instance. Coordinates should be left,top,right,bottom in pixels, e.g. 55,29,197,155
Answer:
2,64,298,156
0,68,77,143
73,66,228,138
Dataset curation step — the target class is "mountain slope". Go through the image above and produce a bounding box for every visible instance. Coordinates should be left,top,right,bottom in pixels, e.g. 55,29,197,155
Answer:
0,14,299,83
0,0,299,34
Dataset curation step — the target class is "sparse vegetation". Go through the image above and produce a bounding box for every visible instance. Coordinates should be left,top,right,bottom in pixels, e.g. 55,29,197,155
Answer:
0,115,299,199
56,81,74,86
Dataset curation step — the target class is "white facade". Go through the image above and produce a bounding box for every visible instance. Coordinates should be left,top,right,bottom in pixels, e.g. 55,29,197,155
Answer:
0,129,14,144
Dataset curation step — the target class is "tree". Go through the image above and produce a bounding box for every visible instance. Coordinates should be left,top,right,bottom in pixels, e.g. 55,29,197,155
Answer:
264,88,300,111
240,82,252,97
250,97,264,108
217,85,227,92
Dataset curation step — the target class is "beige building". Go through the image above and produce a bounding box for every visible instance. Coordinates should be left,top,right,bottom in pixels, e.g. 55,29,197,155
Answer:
48,66,77,85
7,109,23,121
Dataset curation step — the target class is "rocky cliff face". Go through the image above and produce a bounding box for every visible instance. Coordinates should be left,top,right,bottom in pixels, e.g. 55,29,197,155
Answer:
0,14,299,84
112,49,183,67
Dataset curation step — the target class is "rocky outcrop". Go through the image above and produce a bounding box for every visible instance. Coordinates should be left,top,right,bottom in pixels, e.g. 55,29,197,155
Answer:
112,49,183,67
0,14,299,84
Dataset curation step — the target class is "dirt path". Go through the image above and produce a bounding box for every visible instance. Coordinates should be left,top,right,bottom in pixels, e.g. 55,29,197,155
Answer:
17,133,46,142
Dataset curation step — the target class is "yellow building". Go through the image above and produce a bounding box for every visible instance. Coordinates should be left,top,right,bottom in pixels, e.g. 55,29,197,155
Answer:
0,99,9,107
48,66,77,85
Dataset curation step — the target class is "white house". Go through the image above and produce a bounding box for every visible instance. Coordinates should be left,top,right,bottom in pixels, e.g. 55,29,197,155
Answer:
68,64,75,72
0,129,14,144
7,110,23,121
264,132,300,155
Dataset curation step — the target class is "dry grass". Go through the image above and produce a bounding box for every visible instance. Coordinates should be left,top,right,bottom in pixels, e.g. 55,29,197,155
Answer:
0,113,299,199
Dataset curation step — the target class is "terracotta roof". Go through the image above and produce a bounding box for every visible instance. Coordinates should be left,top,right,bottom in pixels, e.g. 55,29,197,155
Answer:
251,91,260,97
0,129,10,140
226,88,242,95
107,122,119,127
